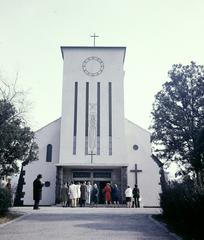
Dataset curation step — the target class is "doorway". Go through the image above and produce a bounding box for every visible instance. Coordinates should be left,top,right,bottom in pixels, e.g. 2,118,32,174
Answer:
71,170,112,203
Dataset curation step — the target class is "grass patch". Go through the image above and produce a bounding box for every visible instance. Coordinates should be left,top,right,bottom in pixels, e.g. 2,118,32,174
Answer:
0,212,22,224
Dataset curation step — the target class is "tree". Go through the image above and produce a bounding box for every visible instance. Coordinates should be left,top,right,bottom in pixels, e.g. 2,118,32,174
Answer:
191,128,204,186
0,78,38,178
151,62,204,185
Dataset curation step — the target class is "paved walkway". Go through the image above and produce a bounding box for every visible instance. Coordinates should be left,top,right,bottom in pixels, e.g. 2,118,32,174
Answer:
0,207,180,240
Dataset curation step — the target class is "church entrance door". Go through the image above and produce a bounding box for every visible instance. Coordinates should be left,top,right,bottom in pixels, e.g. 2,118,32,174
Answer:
70,169,112,204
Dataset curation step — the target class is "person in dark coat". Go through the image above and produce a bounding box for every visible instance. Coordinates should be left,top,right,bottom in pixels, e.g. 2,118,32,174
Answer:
91,184,99,207
33,174,44,210
5,178,12,191
80,181,87,207
111,184,120,207
132,184,140,208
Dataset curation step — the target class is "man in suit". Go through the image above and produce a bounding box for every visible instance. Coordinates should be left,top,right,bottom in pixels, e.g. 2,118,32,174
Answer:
33,174,44,210
133,184,140,208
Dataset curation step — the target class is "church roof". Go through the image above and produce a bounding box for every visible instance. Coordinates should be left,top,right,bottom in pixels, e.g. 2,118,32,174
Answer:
35,118,61,133
60,46,126,63
125,119,150,134
35,118,149,135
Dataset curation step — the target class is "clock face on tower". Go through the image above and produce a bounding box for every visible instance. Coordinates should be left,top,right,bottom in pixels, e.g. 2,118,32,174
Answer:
82,56,104,77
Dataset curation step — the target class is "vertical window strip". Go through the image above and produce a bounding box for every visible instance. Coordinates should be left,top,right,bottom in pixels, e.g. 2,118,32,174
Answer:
109,137,112,155
109,82,112,155
46,144,52,162
85,82,89,155
97,82,100,155
73,82,78,155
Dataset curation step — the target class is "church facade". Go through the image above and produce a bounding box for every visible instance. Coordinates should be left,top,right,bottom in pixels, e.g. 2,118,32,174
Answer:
21,46,161,207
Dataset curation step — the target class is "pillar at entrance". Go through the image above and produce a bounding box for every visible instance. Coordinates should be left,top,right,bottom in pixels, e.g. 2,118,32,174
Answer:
120,166,127,203
55,166,63,204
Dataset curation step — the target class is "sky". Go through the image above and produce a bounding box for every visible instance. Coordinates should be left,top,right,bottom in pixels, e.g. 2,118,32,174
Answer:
0,0,204,132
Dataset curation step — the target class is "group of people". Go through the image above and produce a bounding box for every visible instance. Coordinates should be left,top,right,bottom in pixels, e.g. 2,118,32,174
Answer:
61,181,99,207
61,182,121,208
60,181,140,208
33,174,141,209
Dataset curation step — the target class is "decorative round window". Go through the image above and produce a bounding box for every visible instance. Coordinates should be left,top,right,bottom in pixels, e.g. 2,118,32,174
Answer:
133,144,139,151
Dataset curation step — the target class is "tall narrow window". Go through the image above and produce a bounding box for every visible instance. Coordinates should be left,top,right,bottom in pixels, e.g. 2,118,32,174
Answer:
85,82,89,155
109,82,112,155
73,82,78,155
97,82,100,155
46,144,52,162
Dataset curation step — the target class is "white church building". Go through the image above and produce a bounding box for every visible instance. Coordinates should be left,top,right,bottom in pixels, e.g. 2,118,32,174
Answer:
19,46,161,207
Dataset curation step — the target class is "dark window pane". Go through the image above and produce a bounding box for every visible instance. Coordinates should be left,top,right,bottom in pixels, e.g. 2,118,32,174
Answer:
93,172,111,178
73,82,78,137
97,82,100,136
46,144,52,162
85,82,89,155
73,172,91,178
109,82,112,155
85,82,89,137
97,82,100,155
109,82,112,137
73,82,78,155
133,144,139,151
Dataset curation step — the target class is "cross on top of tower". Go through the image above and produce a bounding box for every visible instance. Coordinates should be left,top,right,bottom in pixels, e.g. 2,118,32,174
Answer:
90,33,99,47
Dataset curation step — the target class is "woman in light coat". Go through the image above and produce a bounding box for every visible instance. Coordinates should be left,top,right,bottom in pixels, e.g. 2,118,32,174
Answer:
125,186,133,208
76,182,81,206
69,181,77,207
86,181,93,205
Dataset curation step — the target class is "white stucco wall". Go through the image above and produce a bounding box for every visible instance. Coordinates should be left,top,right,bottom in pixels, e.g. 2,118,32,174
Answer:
125,120,161,207
23,117,161,206
23,119,61,205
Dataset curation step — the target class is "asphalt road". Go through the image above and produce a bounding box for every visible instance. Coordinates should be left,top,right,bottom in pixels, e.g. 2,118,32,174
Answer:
0,207,180,240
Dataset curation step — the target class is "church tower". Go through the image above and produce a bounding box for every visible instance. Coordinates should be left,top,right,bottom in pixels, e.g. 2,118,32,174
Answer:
59,47,126,166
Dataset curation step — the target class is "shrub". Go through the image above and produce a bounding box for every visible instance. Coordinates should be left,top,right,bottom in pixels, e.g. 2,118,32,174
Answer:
0,188,12,214
160,179,204,239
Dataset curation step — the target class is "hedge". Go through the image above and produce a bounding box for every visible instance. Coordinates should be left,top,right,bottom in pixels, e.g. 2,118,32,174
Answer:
160,179,204,239
0,188,12,214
